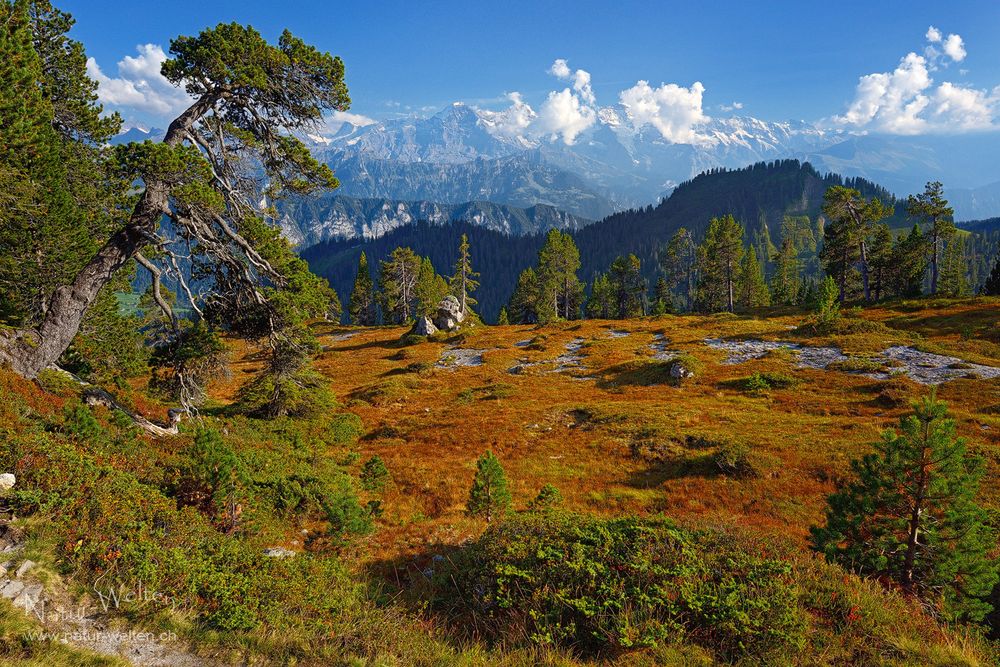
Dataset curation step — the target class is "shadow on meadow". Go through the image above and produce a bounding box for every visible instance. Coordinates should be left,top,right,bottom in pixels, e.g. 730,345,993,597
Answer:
595,360,681,389
623,454,722,488
877,298,1000,339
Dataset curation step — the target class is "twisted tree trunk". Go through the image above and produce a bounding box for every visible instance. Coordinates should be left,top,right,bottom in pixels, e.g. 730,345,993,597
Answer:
0,95,214,378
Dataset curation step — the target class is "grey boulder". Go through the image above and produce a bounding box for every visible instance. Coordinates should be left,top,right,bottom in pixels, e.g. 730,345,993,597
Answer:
411,316,438,336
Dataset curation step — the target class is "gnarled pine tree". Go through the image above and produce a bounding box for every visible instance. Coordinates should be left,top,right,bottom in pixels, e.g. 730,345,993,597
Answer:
0,21,351,382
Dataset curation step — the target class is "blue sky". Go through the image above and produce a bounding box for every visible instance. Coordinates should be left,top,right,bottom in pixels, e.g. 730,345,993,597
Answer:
59,0,1000,138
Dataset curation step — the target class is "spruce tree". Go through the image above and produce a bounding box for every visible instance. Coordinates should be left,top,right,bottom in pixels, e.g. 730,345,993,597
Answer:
868,223,893,302
415,256,448,317
608,254,646,318
1,19,352,380
0,2,147,383
349,251,377,325
660,228,697,311
821,186,890,303
378,247,420,324
819,213,859,304
467,450,512,523
983,255,1000,296
496,306,509,325
906,181,955,295
508,267,539,324
326,289,342,322
449,233,479,315
528,483,562,511
651,275,672,315
536,229,582,322
889,225,929,298
586,273,614,319
737,248,770,310
0,0,95,327
697,214,744,312
769,238,801,305
360,455,390,492
814,275,840,327
186,428,251,533
811,394,997,621
938,235,970,297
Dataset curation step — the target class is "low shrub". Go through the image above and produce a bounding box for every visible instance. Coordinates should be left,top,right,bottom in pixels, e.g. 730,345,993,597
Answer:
669,353,702,382
397,333,426,347
360,455,390,492
0,395,374,641
459,384,515,402
232,363,335,419
829,356,887,374
481,383,514,400
433,513,805,661
528,484,562,511
736,372,797,394
871,376,917,408
352,378,410,406
328,412,364,444
404,361,435,376
714,442,759,478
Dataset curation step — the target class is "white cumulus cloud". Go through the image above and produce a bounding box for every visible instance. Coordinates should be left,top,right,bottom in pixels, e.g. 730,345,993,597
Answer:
549,58,596,106
835,27,996,134
836,52,931,134
86,44,194,117
931,81,999,130
482,59,599,145
619,80,709,143
943,33,966,62
535,87,597,144
482,58,711,146
549,59,571,79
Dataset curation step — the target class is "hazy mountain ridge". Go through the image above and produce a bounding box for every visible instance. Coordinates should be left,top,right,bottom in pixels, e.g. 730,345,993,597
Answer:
314,105,836,215
306,104,1000,221
276,193,592,246
112,107,1000,226
320,150,618,220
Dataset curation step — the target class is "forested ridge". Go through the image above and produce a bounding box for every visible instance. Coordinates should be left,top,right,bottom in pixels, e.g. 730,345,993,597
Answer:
303,160,1000,321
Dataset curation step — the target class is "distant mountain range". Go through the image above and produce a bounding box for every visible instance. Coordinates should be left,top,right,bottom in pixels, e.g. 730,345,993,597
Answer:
276,194,591,246
113,105,1000,241
316,151,617,220
304,103,1000,221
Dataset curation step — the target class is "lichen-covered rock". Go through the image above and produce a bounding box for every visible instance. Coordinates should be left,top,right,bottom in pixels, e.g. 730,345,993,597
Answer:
670,361,694,379
263,547,296,558
432,295,465,331
0,474,14,492
411,316,438,336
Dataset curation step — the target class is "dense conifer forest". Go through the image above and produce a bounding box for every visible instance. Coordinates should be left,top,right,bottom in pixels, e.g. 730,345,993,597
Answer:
303,160,1000,322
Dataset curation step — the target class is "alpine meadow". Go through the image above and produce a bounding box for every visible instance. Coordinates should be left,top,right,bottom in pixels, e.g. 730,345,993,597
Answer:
4,1,1000,665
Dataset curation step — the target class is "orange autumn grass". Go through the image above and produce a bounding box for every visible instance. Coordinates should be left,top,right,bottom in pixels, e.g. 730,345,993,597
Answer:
207,296,1000,568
